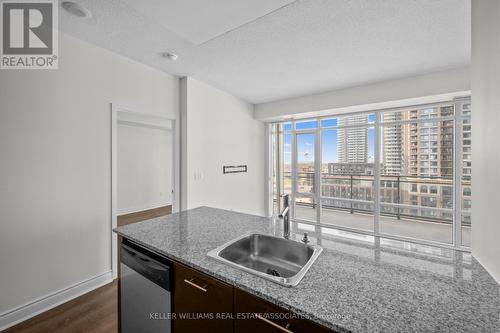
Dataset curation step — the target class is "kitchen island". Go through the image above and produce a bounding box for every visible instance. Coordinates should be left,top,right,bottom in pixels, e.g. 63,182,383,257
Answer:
114,207,500,332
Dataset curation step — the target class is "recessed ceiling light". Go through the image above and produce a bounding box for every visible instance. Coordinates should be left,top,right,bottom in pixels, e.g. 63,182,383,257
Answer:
61,1,92,18
162,52,178,61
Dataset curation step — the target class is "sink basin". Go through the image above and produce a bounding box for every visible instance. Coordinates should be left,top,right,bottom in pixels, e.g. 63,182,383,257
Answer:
207,233,322,287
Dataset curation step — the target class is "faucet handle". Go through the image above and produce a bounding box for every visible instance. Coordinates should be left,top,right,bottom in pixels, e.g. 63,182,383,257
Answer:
302,233,310,244
278,206,289,218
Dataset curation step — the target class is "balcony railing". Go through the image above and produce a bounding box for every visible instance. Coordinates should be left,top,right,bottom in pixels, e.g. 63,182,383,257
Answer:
278,171,471,225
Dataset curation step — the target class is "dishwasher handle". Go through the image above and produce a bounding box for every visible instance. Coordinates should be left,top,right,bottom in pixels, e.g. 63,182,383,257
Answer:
120,242,172,291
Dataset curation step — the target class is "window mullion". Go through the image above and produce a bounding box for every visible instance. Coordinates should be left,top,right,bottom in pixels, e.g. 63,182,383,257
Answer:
374,112,381,235
291,120,297,220
315,120,322,224
453,102,463,247
275,124,282,217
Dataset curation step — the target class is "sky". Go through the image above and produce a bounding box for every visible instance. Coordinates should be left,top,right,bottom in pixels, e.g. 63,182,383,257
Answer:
283,115,375,164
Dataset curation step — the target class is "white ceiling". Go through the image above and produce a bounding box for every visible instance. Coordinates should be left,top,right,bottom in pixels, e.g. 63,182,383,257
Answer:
120,0,296,45
59,0,471,104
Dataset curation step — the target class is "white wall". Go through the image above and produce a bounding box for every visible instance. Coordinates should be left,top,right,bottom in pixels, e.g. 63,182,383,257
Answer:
471,0,500,283
180,77,266,216
0,32,179,315
117,124,173,214
254,67,470,121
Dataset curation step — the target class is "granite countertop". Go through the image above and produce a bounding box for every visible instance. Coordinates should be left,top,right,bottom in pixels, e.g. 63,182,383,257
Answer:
114,207,500,333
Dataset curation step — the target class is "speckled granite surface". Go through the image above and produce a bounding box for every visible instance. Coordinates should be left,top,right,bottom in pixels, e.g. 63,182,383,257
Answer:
114,207,500,333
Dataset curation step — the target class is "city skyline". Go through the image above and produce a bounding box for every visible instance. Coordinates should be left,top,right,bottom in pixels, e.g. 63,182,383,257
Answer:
282,108,467,181
283,121,376,165
275,103,471,226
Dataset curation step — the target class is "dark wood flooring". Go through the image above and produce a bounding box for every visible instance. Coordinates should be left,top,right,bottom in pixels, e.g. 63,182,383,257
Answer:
117,205,172,226
5,206,172,333
4,280,118,333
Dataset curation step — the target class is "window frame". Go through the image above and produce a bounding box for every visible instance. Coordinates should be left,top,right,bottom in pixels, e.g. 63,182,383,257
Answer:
269,97,471,251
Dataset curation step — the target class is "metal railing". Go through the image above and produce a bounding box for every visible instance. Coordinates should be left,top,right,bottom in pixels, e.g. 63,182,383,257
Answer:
279,171,471,225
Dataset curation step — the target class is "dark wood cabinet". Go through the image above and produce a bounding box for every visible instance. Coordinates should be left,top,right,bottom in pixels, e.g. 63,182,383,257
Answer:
174,262,233,333
171,259,334,333
234,288,334,333
118,237,334,333
234,288,290,333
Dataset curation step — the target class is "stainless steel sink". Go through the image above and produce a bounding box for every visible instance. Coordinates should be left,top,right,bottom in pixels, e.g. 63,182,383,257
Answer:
207,233,322,287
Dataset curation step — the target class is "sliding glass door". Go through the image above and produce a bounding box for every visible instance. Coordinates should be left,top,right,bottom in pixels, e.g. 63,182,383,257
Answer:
270,98,471,249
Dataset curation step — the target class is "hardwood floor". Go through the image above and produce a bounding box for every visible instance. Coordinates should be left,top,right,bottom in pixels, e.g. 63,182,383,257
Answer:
4,206,173,333
4,281,118,333
117,205,172,226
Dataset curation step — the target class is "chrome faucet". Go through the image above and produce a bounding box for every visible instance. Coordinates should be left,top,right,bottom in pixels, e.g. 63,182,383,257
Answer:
279,194,290,239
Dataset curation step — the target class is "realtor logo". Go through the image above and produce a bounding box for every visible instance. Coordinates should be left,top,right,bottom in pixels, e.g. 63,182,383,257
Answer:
1,0,58,69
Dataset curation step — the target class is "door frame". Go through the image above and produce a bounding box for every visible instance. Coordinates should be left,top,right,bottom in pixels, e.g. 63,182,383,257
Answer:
111,104,179,279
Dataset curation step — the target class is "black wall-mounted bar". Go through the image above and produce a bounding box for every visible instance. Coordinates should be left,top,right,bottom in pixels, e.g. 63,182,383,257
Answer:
223,165,247,174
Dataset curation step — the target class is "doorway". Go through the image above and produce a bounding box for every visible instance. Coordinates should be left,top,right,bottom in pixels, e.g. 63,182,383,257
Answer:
111,105,178,278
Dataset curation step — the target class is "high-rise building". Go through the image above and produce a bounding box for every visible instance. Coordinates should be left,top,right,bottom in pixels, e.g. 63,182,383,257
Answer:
382,112,403,175
461,102,472,179
379,106,457,220
337,115,368,163
405,107,454,178
327,162,375,175
459,101,472,225
381,107,454,178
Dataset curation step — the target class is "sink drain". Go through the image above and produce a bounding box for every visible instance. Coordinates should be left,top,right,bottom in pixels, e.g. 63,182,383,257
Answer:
266,268,281,277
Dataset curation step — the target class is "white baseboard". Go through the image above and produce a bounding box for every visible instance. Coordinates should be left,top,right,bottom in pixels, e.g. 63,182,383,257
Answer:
0,271,113,331
117,202,172,215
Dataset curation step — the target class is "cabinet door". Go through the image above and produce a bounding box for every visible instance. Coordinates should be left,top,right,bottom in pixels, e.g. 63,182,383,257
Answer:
234,288,334,333
174,262,233,333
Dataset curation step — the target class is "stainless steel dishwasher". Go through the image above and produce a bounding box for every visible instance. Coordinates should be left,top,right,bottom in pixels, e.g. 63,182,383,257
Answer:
120,240,173,333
